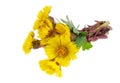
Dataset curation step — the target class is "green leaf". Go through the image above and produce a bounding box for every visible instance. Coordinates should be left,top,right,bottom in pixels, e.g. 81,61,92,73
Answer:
73,28,80,35
75,33,92,50
77,24,80,28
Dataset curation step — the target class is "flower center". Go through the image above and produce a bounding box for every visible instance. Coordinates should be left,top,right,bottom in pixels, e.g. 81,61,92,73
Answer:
56,46,68,57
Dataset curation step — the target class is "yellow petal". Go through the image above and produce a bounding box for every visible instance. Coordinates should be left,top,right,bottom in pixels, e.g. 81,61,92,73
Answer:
23,31,34,54
39,59,62,77
55,56,71,66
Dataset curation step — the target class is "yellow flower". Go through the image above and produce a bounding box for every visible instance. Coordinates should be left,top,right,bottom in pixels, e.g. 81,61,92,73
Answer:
39,59,62,77
23,31,34,54
37,6,52,20
55,23,70,38
33,6,53,39
37,19,53,39
40,23,71,46
44,36,78,66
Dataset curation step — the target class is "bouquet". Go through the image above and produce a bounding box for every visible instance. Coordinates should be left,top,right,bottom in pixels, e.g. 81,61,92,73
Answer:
23,6,112,77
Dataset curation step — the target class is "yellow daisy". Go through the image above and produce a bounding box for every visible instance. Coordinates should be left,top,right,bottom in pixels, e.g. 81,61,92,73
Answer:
55,23,70,38
33,6,53,39
39,59,62,77
44,36,78,66
37,19,53,39
40,23,71,46
23,31,34,54
37,6,52,20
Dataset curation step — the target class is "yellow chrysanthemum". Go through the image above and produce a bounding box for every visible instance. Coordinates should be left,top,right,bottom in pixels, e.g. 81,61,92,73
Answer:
33,6,53,39
37,19,53,39
40,23,70,46
55,23,70,38
23,31,34,54
39,59,62,77
37,6,52,20
44,36,78,66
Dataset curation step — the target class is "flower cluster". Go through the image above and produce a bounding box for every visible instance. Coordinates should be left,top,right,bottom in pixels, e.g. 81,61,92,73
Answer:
23,6,112,77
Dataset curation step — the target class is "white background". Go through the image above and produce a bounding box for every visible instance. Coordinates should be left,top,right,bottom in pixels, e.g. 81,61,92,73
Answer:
0,0,120,83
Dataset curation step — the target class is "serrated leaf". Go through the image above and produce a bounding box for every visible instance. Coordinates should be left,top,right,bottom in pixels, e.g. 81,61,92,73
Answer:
75,34,92,50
